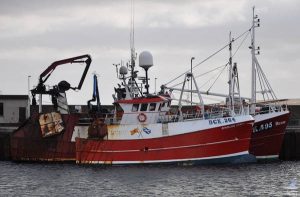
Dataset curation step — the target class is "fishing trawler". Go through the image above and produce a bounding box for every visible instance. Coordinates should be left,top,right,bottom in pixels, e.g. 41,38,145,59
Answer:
246,7,290,160
223,8,290,160
75,40,256,165
10,55,92,161
193,7,290,160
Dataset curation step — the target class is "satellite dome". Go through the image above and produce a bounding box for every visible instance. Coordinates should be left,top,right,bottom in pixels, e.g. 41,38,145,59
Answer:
139,51,153,70
119,66,128,75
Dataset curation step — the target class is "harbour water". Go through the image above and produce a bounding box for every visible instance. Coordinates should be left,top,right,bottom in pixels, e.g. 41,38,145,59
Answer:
0,161,299,196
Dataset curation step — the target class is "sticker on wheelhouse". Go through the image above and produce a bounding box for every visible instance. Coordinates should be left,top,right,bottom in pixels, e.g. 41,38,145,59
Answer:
208,117,236,125
253,122,273,133
143,127,151,134
129,127,151,136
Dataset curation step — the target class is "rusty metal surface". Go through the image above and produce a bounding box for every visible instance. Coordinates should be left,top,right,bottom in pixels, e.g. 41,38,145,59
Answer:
88,118,107,138
10,113,79,161
39,112,64,138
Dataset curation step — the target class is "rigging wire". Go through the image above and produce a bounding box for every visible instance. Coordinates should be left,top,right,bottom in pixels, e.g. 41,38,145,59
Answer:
255,58,277,100
167,30,250,90
164,28,252,86
206,63,229,92
166,26,251,101
204,30,251,92
169,30,250,89
169,64,226,88
200,63,229,89
194,64,227,80
232,31,251,58
257,65,267,100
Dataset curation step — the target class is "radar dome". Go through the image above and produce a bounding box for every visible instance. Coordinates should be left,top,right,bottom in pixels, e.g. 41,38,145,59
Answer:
139,51,153,70
119,66,128,75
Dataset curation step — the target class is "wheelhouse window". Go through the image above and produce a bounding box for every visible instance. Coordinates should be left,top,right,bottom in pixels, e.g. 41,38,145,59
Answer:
0,103,3,116
167,101,171,107
158,103,162,111
132,104,139,112
149,103,157,111
140,103,148,111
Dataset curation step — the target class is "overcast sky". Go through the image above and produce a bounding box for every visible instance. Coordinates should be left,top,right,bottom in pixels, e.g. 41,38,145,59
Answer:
0,0,299,105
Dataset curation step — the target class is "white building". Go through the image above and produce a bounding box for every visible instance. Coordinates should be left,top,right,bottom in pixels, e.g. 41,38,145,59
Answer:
0,95,28,124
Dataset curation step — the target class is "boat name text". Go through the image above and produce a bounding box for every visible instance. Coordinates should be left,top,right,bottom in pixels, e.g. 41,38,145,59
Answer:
253,122,273,133
209,117,236,125
275,121,286,126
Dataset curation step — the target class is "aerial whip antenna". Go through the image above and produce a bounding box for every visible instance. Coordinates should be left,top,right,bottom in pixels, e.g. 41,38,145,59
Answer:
130,0,135,68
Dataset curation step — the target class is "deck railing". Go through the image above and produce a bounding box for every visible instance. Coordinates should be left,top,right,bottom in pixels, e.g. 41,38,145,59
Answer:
157,107,233,123
77,101,289,126
253,101,288,115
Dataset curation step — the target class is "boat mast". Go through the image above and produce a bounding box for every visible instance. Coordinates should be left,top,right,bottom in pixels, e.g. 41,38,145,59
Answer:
228,32,244,115
250,8,278,105
250,6,259,114
228,31,234,113
126,0,144,98
130,0,136,97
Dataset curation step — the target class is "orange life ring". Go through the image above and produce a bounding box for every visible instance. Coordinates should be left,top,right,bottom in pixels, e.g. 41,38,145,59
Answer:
137,113,147,122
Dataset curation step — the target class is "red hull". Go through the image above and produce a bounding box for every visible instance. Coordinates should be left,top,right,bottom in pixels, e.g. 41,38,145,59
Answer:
250,112,290,159
10,114,79,161
76,120,254,165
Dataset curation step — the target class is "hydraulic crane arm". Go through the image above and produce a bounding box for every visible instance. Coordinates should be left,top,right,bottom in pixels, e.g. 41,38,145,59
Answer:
37,54,92,91
31,54,92,107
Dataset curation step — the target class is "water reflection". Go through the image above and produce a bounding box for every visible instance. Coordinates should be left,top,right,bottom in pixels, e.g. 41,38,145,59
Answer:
0,161,299,196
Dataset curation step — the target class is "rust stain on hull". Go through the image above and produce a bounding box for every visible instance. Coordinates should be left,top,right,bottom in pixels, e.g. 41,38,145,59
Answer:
10,113,79,162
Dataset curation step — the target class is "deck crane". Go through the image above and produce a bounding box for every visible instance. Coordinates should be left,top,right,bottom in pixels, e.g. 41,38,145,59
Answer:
31,54,92,113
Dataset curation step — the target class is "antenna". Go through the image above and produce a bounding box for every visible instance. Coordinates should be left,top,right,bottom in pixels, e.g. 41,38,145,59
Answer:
155,77,157,94
129,0,138,97
113,63,120,78
130,0,135,69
